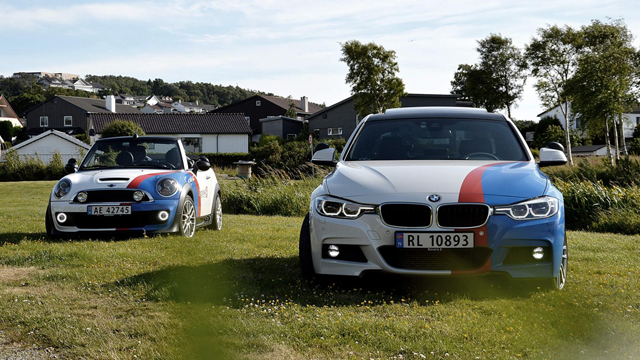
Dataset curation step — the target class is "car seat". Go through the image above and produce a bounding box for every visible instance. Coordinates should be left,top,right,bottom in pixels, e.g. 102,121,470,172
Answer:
116,151,134,166
130,145,147,163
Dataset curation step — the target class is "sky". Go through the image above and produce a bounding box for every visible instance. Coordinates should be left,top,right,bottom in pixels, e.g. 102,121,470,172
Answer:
1,0,639,121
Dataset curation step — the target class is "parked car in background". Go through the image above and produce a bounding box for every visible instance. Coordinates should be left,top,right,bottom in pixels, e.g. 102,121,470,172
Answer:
46,135,222,238
300,107,568,289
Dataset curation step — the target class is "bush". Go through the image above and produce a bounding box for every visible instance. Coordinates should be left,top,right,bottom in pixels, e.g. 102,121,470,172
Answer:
590,209,640,235
101,120,145,138
193,153,252,168
0,150,66,181
545,157,640,187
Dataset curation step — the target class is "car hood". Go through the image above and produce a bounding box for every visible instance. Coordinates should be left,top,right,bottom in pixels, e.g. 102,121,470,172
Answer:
62,169,180,192
324,160,549,205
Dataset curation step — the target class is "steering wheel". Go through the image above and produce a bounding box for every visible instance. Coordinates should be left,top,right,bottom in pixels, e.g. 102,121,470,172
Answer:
464,152,499,160
155,161,176,169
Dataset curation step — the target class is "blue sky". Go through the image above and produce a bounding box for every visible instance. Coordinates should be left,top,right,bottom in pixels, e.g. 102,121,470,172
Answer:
1,0,639,120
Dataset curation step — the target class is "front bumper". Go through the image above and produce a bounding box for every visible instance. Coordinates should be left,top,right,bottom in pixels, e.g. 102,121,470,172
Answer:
49,199,179,233
309,207,564,279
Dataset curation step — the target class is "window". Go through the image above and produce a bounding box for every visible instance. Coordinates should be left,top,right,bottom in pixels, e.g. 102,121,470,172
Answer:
328,127,343,136
40,116,48,127
180,137,202,154
256,100,261,106
287,134,296,140
245,116,251,123
313,129,320,136
64,116,73,127
322,114,328,119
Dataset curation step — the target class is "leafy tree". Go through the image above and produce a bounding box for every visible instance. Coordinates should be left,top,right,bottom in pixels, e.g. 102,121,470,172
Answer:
340,40,406,116
567,19,639,165
533,116,562,148
100,120,145,138
526,25,581,165
285,96,298,118
451,34,527,117
0,121,14,142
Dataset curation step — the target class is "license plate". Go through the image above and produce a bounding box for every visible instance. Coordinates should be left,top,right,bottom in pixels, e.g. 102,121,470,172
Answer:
395,232,474,249
88,205,131,216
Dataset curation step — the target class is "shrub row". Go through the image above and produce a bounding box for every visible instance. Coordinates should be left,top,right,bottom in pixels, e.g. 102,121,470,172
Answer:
545,157,640,187
193,152,252,168
0,151,66,182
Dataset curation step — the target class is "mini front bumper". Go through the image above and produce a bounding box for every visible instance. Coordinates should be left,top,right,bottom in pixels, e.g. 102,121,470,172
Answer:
49,199,180,233
309,206,564,279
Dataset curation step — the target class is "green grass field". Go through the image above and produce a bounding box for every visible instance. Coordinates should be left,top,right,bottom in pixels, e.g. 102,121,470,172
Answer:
0,181,639,359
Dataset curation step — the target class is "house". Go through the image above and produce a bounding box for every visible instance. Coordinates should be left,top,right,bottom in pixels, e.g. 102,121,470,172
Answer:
116,94,137,106
37,76,104,94
537,104,639,138
572,145,608,157
89,113,252,153
14,72,80,80
307,93,460,140
134,95,160,107
24,95,141,136
0,95,23,128
172,100,217,114
8,129,91,164
210,95,322,141
260,116,306,140
67,78,96,93
141,102,176,114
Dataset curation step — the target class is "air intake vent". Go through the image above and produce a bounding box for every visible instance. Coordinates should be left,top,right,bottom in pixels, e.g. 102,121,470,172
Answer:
437,204,489,228
98,177,130,182
379,204,432,227
378,246,492,271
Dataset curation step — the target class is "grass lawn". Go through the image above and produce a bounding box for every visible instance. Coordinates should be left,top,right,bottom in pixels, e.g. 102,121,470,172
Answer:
0,181,639,359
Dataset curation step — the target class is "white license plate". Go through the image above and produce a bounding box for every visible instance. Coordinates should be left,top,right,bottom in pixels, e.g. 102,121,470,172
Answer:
395,232,474,249
88,205,131,216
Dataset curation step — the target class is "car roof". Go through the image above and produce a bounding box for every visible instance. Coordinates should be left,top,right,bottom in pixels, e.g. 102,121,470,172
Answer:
95,135,179,142
367,106,507,122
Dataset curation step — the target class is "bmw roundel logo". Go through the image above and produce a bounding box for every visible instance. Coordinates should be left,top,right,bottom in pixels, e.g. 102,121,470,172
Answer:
428,194,441,202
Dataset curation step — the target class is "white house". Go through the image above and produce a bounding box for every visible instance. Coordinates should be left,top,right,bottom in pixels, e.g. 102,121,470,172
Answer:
538,103,639,138
172,100,216,114
141,102,176,114
8,129,91,164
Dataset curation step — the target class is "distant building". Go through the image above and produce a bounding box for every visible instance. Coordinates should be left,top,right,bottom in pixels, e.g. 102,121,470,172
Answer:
537,104,640,139
572,145,608,157
260,116,306,140
210,95,321,141
37,76,104,94
307,94,461,140
172,100,216,114
141,102,176,114
13,72,80,80
8,129,91,164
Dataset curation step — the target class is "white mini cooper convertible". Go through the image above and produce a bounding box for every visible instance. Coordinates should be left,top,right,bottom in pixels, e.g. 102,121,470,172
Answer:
300,107,569,289
46,135,222,238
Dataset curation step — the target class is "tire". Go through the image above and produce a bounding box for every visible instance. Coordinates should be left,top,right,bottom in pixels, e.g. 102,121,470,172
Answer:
546,236,568,290
299,213,316,280
209,195,222,230
179,196,197,238
45,204,58,239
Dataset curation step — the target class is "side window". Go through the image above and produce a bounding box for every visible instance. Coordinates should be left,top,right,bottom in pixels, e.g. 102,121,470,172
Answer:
40,116,48,127
64,116,73,126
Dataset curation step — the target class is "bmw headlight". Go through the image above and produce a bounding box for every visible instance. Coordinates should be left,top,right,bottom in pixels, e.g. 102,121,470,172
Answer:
494,196,559,220
315,196,375,219
156,178,179,197
53,179,72,199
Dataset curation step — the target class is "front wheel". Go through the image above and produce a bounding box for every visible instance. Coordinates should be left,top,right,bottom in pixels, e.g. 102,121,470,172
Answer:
299,213,316,280
545,236,568,290
179,196,196,238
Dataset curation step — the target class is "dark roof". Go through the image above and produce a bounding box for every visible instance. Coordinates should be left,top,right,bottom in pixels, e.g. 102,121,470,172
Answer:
90,82,106,89
262,95,322,114
307,93,460,119
572,145,606,153
259,116,305,123
57,96,140,113
89,113,252,134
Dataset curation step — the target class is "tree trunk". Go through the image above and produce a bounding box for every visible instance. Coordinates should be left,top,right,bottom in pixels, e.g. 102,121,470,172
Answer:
620,116,628,156
605,119,614,166
561,102,573,165
614,119,620,161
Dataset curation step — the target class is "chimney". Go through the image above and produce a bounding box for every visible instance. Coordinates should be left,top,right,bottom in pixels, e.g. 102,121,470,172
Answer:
301,96,309,112
106,95,116,113
196,100,199,105
179,99,182,104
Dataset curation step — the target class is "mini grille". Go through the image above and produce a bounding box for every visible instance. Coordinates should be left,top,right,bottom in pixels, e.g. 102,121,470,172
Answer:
379,204,432,227
378,246,492,271
73,190,150,203
437,204,489,228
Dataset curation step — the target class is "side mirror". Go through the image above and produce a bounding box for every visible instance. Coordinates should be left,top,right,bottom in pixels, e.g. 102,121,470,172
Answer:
314,142,330,154
538,142,567,167
196,159,211,171
312,147,336,167
65,158,78,174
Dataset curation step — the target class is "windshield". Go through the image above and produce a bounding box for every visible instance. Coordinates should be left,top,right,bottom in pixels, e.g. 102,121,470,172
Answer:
344,118,528,161
80,138,183,170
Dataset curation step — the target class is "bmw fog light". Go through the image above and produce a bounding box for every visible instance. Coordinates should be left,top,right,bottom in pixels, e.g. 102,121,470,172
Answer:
328,245,340,258
158,211,169,221
133,191,144,202
56,213,68,223
532,247,545,260
76,191,88,203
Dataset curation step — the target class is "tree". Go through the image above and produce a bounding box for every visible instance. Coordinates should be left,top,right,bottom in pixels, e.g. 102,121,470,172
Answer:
451,34,527,117
0,121,14,142
100,120,145,139
285,96,298,118
567,19,639,166
526,25,581,165
340,40,406,116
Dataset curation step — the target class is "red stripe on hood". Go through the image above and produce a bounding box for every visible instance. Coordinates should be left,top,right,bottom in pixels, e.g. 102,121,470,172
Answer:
127,171,178,189
458,163,505,203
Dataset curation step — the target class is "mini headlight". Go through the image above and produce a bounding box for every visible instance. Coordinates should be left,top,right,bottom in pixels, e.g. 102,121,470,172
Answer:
494,196,559,220
76,191,88,203
156,178,179,197
133,191,145,202
54,179,72,199
316,196,375,219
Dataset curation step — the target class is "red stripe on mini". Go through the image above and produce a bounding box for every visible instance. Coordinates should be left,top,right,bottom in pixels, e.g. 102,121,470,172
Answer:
127,171,178,189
